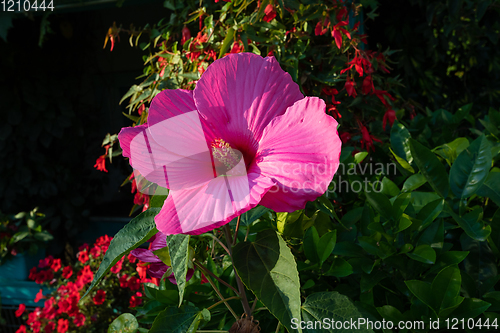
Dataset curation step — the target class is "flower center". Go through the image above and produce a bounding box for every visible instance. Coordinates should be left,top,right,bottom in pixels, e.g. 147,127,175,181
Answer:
211,138,242,174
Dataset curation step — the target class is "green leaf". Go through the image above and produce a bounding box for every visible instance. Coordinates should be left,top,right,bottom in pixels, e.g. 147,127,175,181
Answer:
82,208,160,300
477,171,500,206
449,207,491,241
153,246,171,267
428,251,469,275
402,174,427,193
303,227,336,265
277,210,316,238
406,280,435,314
390,120,413,162
406,244,436,264
449,135,492,199
452,104,472,124
235,205,270,227
449,298,491,320
431,266,464,315
301,292,374,333
143,283,179,305
380,177,400,197
149,305,204,333
392,193,411,221
108,313,139,333
150,193,168,208
317,230,337,264
324,258,353,277
417,199,444,230
389,147,414,173
365,190,393,220
354,151,369,164
304,226,320,263
433,137,469,166
409,139,450,198
233,230,302,333
218,28,235,59
167,234,190,306
410,192,441,213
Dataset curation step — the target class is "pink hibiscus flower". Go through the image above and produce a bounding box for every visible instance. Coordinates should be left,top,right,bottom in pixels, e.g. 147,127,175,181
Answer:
118,53,341,235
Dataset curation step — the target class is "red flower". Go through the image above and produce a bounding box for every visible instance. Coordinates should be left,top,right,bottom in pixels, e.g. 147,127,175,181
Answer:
57,319,69,333
42,297,57,320
58,298,71,314
62,266,73,279
119,274,129,288
127,253,137,263
315,17,330,36
127,276,141,291
110,257,124,274
39,256,54,269
133,192,148,206
78,250,89,264
74,313,86,327
16,325,26,333
50,259,61,272
15,303,25,317
361,75,374,95
129,292,142,308
77,265,94,285
93,290,106,305
263,4,276,22
136,262,148,280
383,109,397,128
44,321,55,333
181,25,191,45
29,267,38,280
89,246,101,258
94,155,108,172
186,32,208,62
331,18,351,49
97,235,111,246
340,132,352,143
326,103,342,119
34,289,44,303
345,77,357,97
373,89,395,108
358,120,382,152
229,40,244,54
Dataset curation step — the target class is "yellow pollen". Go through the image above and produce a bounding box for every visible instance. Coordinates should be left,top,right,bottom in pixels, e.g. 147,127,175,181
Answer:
211,138,241,171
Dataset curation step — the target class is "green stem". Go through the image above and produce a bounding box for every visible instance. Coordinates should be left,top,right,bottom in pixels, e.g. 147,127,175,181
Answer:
223,224,252,317
206,296,240,311
207,232,231,256
203,270,239,320
194,260,240,296
232,215,241,246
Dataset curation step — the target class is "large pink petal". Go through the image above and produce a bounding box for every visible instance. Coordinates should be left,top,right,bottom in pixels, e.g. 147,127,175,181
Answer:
119,90,218,190
193,53,303,161
155,166,275,235
255,97,342,212
118,121,214,190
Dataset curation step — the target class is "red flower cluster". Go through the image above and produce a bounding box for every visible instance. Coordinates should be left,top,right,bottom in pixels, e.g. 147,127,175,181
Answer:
17,235,156,333
130,174,150,212
93,145,110,172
